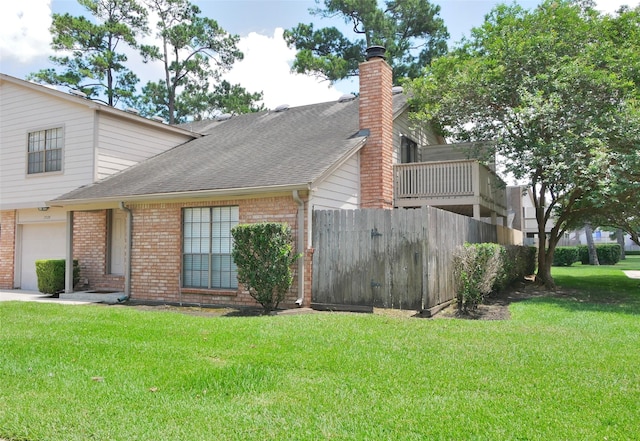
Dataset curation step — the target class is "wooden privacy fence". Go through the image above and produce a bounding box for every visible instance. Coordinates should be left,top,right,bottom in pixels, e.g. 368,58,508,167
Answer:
311,207,521,313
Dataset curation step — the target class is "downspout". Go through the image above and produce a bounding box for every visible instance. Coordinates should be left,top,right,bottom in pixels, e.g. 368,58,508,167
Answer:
292,190,305,306
118,201,132,303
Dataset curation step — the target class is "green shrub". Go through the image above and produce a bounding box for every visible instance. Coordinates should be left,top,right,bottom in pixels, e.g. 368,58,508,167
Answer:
596,244,621,265
231,222,300,312
499,245,537,288
577,245,589,264
553,247,579,266
453,243,504,312
35,259,79,295
453,243,536,313
578,244,622,265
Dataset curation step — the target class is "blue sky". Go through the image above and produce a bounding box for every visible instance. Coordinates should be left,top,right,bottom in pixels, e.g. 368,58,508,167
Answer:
0,0,634,108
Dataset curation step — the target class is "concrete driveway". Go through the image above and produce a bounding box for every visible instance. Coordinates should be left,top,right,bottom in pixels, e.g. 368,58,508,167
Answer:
0,289,121,304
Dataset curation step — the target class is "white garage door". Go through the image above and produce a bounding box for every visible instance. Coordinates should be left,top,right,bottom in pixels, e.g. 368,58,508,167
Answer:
20,223,66,291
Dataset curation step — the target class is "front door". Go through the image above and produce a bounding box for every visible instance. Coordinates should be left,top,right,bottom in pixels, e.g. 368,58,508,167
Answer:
109,209,127,276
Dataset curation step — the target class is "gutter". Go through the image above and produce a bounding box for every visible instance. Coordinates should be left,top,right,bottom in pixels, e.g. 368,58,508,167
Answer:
292,190,305,306
118,201,133,303
49,183,310,208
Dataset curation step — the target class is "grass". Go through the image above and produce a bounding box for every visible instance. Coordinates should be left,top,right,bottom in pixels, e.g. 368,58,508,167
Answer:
1,258,639,440
552,255,640,302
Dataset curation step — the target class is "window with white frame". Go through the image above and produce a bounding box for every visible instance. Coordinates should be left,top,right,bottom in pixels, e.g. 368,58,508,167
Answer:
27,127,63,174
182,206,239,289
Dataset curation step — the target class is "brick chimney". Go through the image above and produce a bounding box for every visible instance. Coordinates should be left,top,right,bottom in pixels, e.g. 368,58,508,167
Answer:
359,46,394,209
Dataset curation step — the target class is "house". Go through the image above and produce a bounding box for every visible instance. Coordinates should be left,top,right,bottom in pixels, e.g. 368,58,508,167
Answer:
42,47,507,308
0,74,199,291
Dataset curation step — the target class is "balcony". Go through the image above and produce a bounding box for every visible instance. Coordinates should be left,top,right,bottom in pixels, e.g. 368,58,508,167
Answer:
394,160,507,220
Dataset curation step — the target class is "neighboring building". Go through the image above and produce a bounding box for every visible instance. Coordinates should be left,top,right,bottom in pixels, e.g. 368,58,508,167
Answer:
507,185,639,251
5,48,509,308
576,228,640,252
507,185,554,246
0,74,199,290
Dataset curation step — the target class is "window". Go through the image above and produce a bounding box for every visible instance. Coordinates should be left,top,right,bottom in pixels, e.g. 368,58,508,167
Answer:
183,206,239,289
400,136,418,164
28,127,63,174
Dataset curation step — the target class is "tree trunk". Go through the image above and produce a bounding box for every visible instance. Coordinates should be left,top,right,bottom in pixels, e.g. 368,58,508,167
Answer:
536,251,555,289
584,222,599,265
617,228,626,260
535,230,557,289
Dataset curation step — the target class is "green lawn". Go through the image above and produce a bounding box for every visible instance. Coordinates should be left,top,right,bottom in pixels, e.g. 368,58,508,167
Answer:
1,257,639,440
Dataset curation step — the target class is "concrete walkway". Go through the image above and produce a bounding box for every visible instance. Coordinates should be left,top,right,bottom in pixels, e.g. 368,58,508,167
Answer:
624,271,640,279
0,289,122,304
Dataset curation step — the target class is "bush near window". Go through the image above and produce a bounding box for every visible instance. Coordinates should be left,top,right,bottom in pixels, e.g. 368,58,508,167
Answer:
577,244,622,265
35,259,79,295
452,243,536,313
231,223,300,312
553,246,580,267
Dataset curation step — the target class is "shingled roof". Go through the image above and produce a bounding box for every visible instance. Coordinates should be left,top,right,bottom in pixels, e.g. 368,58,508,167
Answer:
52,93,408,204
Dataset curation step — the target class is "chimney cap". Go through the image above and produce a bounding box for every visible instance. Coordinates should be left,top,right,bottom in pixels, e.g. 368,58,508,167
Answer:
365,46,386,61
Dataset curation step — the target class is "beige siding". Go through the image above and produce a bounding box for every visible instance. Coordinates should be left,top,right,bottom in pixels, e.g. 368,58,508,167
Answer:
0,81,95,209
1,77,196,209
311,154,360,210
420,141,496,165
393,109,440,163
96,113,193,179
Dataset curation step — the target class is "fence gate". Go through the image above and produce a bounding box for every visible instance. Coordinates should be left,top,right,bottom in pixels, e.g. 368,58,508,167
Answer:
311,207,510,312
311,209,426,311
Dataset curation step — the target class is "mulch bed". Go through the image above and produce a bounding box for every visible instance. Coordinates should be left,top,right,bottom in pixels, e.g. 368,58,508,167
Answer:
434,280,575,320
120,281,569,321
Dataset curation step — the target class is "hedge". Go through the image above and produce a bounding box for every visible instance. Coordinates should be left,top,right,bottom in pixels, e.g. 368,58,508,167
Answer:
577,244,622,265
552,246,579,267
35,259,79,295
453,244,536,313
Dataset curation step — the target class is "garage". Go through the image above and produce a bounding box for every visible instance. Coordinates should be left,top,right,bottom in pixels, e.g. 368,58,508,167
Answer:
19,222,66,291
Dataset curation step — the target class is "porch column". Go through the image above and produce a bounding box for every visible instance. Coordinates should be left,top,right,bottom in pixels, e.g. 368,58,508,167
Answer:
65,211,74,293
491,211,497,225
473,204,481,220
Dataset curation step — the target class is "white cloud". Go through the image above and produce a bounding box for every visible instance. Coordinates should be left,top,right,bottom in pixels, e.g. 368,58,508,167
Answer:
0,0,53,63
223,28,343,109
595,0,639,13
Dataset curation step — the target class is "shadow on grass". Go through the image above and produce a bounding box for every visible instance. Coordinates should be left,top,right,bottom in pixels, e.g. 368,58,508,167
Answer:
523,269,640,316
521,292,640,316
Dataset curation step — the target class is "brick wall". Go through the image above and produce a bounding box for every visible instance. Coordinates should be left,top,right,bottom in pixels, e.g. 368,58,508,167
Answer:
121,194,308,308
73,210,124,291
0,210,16,289
359,56,394,209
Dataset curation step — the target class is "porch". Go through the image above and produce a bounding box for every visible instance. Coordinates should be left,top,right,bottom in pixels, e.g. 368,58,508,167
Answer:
393,159,507,222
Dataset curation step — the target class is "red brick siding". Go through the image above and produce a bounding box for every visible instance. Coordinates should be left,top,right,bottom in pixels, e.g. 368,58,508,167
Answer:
73,211,124,291
0,210,16,289
359,57,394,209
122,195,309,307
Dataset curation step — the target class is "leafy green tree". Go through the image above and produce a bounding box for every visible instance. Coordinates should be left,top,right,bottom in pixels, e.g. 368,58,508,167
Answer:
178,81,265,121
283,0,448,83
28,0,148,107
139,0,247,123
407,1,640,288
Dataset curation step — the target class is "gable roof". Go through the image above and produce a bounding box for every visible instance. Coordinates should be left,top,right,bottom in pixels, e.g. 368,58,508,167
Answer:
51,93,409,205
